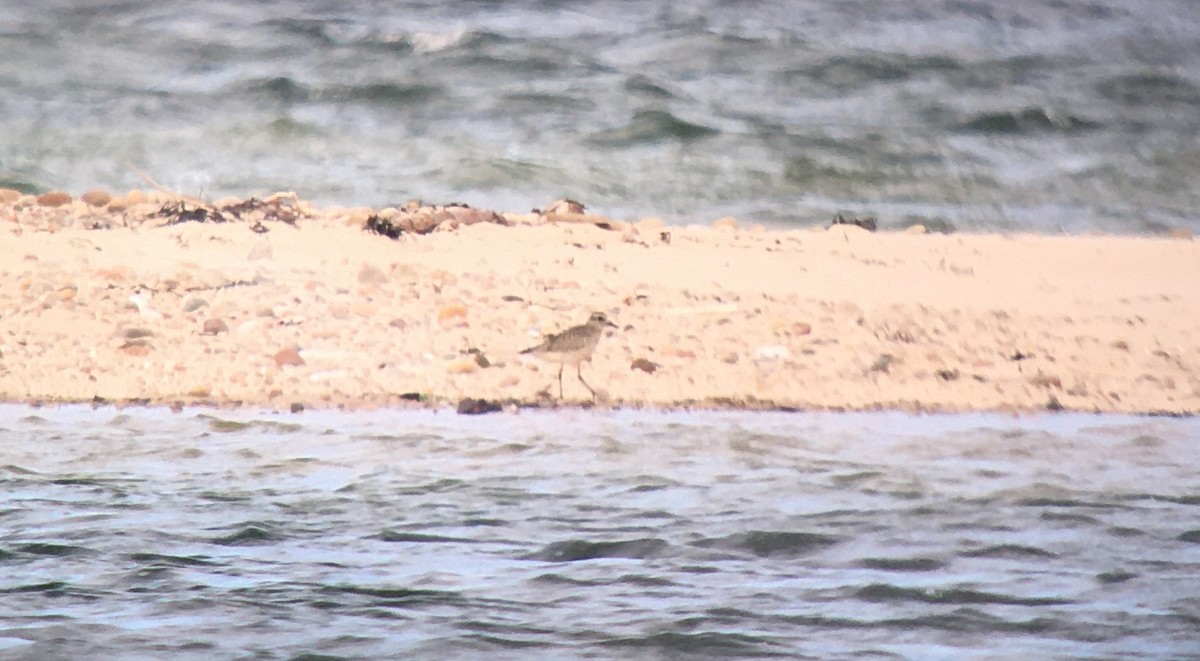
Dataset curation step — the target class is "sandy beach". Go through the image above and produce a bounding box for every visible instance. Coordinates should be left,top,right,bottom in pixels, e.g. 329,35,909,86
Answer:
1,188,1197,414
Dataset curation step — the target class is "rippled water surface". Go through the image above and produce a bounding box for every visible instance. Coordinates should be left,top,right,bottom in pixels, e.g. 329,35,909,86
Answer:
1,405,1198,659
3,0,1199,232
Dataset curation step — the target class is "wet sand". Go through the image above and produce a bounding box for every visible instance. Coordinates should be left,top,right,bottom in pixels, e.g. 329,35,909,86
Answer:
2,189,1197,414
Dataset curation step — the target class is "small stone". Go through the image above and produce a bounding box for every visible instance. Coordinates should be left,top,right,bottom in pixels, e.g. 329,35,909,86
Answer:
0,189,22,204
236,318,266,334
631,357,659,374
358,263,388,285
388,318,407,329
905,224,928,234
119,340,152,356
37,191,73,207
122,327,155,340
467,348,491,368
457,398,502,415
183,297,209,313
273,347,306,367
544,199,586,215
713,216,739,232
868,354,895,373
636,218,665,232
187,386,212,397
754,345,792,362
290,402,305,413
1168,228,1193,240
446,357,480,374
721,352,739,364
438,303,468,324
202,318,229,335
81,189,112,207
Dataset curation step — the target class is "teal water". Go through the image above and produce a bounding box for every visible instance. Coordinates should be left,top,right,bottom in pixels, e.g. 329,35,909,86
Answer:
1,405,1197,659
2,0,1199,232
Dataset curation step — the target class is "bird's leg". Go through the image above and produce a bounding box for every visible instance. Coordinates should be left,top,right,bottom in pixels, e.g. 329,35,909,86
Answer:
557,364,564,400
577,364,597,402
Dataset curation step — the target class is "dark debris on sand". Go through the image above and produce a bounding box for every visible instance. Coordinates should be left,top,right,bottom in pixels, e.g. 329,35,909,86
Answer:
830,212,877,232
364,202,509,239
156,196,305,232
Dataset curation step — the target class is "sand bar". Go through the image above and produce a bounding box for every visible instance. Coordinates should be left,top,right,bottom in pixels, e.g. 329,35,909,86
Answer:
1,190,1197,414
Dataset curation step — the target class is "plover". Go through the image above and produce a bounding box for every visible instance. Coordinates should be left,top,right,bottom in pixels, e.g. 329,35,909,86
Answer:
521,311,618,401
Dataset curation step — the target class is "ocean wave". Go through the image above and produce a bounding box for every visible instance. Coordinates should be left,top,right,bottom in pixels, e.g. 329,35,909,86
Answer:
956,107,1101,134
524,537,669,562
589,110,718,146
1095,72,1200,107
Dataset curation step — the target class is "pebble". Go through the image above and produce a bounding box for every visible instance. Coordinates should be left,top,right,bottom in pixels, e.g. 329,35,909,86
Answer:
713,216,739,232
636,218,666,232
446,357,480,374
105,196,131,211
438,303,468,324
457,398,502,415
236,318,266,334
122,327,155,340
631,357,659,374
358,264,389,285
119,340,152,356
202,318,229,335
905,224,928,234
183,297,209,313
37,191,73,207
273,347,306,367
754,345,792,362
128,293,162,319
81,189,112,207
868,354,895,373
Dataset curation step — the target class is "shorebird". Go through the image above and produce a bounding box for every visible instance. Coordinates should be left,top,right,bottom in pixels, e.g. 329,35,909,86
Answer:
521,311,618,401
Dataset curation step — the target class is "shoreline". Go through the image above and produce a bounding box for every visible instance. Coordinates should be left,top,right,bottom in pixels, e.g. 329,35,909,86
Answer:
2,189,1198,416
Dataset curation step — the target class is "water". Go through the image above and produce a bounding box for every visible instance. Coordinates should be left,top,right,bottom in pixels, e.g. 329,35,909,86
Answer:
1,405,1198,659
2,0,1199,233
